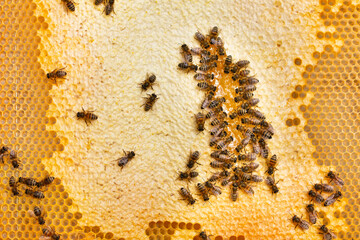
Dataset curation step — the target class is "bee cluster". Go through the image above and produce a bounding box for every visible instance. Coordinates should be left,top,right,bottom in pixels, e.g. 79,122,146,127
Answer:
2,145,59,239
177,26,278,204
291,171,344,239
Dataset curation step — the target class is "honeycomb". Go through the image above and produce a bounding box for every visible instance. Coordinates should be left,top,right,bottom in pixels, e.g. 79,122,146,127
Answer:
0,0,358,239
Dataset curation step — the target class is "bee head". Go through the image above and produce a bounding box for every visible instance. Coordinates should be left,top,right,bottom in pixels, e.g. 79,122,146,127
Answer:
292,215,300,223
320,225,328,232
1,146,9,152
46,73,51,78
129,151,135,157
76,112,84,118
327,171,334,178
141,82,149,90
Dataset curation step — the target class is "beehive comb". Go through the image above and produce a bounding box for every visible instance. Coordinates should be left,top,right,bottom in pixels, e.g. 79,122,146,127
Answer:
0,0,359,239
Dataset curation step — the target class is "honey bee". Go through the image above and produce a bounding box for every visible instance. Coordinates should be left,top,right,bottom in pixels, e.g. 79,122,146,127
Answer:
190,48,210,57
209,26,219,43
199,231,211,240
29,206,46,225
265,176,279,194
194,73,214,81
9,150,21,168
210,118,221,126
181,44,192,63
143,93,159,111
242,77,259,85
225,55,232,65
218,152,236,163
199,62,217,72
239,181,254,195
233,168,252,182
252,127,273,140
235,136,251,152
41,226,60,240
319,225,337,240
231,65,240,73
252,141,261,155
178,62,198,72
308,190,325,203
115,150,135,170
210,160,232,169
104,0,115,15
259,138,269,158
76,107,98,125
291,215,310,231
250,174,263,182
216,136,233,150
25,189,45,199
229,111,238,119
242,92,254,100
210,121,227,136
37,176,55,188
237,109,248,117
18,177,37,187
324,190,342,206
238,69,250,77
231,73,240,81
139,73,156,91
314,182,334,193
179,187,196,205
231,182,239,201
46,66,66,83
187,151,200,169
209,97,225,108
201,92,215,109
208,170,230,182
94,0,104,5
205,181,222,196
200,55,218,63
196,182,209,201
0,146,9,163
235,60,250,68
206,106,223,119
240,162,259,173
9,176,20,196
209,136,221,147
240,102,250,110
195,112,206,132
326,171,344,186
62,0,75,11
178,170,198,181
194,31,209,49
248,98,260,107
241,118,261,125
221,176,232,186
265,154,278,175
197,82,216,92
210,150,223,159
305,204,318,224
238,153,257,162
215,37,225,55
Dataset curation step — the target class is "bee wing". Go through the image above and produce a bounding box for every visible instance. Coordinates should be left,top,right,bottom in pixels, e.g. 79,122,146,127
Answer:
265,177,273,186
335,177,344,186
28,210,36,218
300,220,310,230
41,206,47,217
309,213,317,224
39,237,51,240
